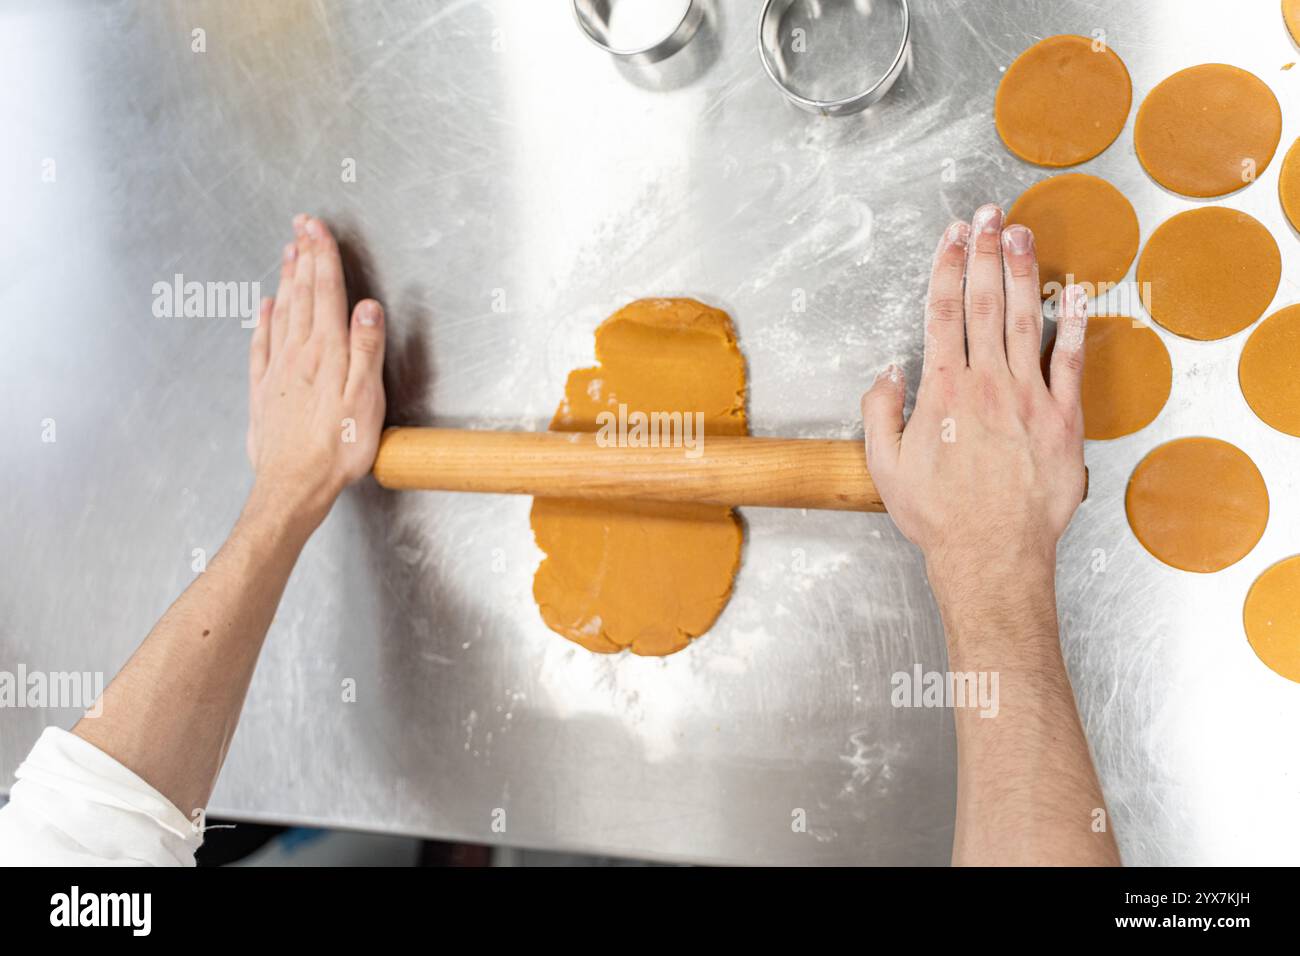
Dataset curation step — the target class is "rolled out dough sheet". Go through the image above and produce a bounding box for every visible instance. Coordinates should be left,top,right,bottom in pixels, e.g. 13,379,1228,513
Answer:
1135,207,1281,341
530,298,747,656
1006,173,1139,298
1134,64,1281,198
1240,303,1300,437
1125,438,1269,574
1244,555,1300,684
994,35,1131,167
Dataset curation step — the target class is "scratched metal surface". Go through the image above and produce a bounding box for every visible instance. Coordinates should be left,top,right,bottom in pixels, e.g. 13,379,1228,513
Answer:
1,0,1298,865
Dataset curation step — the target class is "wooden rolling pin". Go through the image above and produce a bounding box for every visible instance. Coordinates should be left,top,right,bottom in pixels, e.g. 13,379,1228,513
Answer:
373,427,883,512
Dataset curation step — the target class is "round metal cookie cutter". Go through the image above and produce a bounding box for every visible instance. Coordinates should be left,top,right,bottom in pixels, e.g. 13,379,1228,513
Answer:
759,0,911,116
573,0,705,65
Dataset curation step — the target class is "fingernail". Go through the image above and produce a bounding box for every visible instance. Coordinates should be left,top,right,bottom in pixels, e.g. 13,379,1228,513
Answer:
283,242,297,262
305,217,323,239
358,301,381,327
1057,288,1089,350
973,204,1003,235
1067,285,1089,314
1002,225,1032,254
292,213,308,235
945,221,969,248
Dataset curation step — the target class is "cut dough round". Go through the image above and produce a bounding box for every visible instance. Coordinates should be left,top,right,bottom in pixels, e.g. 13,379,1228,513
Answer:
1072,316,1171,440
1126,438,1269,573
1244,556,1300,684
1006,174,1139,298
531,298,747,657
1287,0,1300,46
1135,207,1280,340
1279,138,1300,232
1240,304,1300,437
995,35,1131,167
1134,64,1281,198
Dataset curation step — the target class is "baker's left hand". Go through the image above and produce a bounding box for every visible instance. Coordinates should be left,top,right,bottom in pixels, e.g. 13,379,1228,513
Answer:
246,214,387,530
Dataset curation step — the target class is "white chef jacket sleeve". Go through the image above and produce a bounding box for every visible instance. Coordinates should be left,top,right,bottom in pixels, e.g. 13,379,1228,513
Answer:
0,726,202,866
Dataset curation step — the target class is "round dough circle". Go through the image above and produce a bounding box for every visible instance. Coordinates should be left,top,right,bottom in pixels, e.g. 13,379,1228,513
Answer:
1134,64,1281,198
1135,207,1280,340
1240,304,1300,437
1074,316,1171,440
1126,438,1269,573
1006,174,1139,298
1286,0,1300,46
995,35,1132,167
1244,555,1300,684
1279,138,1300,232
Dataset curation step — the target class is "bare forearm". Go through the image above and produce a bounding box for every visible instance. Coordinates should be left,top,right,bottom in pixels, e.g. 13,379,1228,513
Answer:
60,215,383,832
932,560,1120,867
73,488,315,819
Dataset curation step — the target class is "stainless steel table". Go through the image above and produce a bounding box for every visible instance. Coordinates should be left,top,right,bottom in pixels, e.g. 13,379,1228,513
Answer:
2,0,1298,865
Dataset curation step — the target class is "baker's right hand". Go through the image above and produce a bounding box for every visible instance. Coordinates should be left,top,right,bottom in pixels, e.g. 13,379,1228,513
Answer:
859,205,1089,590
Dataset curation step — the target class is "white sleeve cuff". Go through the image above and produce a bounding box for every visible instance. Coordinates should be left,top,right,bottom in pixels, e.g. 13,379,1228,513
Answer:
0,727,203,866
